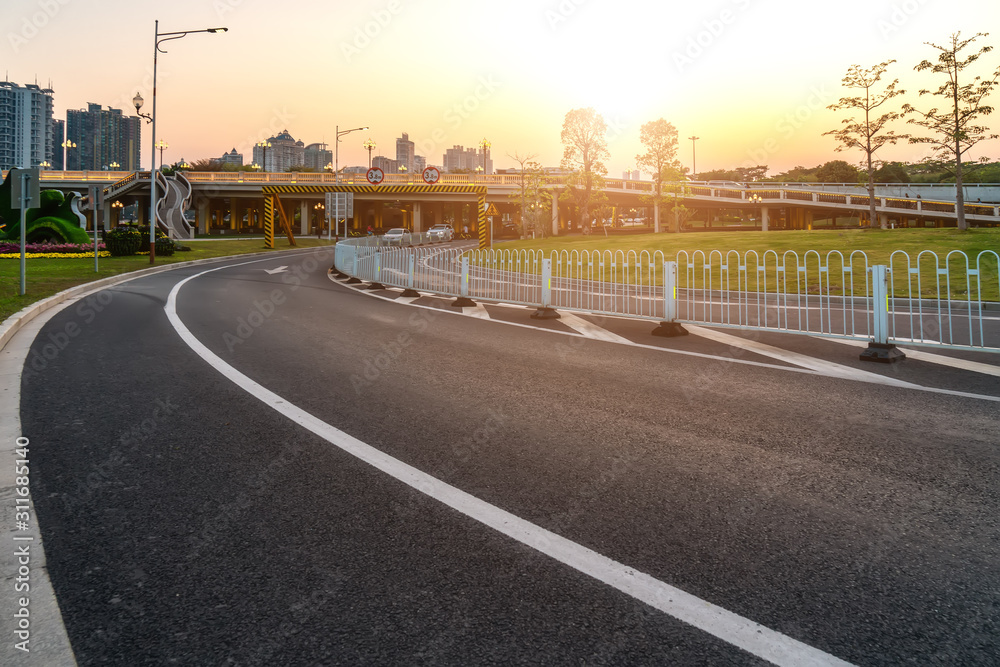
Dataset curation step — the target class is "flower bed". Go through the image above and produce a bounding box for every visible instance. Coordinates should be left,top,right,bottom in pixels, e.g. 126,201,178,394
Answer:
0,242,106,254
0,252,112,259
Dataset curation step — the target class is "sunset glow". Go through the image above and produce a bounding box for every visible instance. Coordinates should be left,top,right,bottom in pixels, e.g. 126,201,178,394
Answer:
7,0,1000,176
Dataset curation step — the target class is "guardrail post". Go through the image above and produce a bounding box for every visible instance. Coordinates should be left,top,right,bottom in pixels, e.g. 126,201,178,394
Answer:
652,260,688,337
401,254,420,297
451,255,475,307
531,258,559,319
860,264,905,363
365,250,387,290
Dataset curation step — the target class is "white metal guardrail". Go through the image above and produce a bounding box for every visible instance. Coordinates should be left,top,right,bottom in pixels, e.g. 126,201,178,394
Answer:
334,239,1000,354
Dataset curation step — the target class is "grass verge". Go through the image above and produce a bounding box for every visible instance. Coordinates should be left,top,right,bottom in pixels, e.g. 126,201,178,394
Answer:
0,238,334,323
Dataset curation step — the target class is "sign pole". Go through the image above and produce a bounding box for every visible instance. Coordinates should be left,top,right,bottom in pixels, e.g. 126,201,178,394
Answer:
19,180,27,295
91,184,100,272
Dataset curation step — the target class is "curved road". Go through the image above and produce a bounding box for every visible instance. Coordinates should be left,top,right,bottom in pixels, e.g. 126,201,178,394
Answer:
10,247,1000,665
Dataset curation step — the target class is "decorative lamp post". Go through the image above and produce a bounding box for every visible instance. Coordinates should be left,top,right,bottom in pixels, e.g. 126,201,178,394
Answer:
109,161,120,170
250,162,261,171
256,140,271,172
479,137,491,176
111,200,124,226
62,140,77,170
363,138,376,169
135,21,227,264
155,140,168,169
38,161,51,169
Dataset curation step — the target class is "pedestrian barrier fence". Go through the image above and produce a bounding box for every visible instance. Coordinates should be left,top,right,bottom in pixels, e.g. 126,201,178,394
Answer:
334,239,1000,354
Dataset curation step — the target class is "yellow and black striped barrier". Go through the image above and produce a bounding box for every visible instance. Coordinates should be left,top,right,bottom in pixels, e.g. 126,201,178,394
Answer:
263,195,274,249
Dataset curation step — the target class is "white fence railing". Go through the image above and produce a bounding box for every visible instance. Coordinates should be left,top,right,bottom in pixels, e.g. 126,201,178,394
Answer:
333,240,1000,353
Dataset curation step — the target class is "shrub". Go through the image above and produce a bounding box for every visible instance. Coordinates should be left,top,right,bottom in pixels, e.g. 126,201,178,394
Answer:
104,226,143,256
155,237,175,256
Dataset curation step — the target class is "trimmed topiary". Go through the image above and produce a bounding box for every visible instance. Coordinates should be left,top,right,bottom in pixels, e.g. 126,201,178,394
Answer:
104,225,143,256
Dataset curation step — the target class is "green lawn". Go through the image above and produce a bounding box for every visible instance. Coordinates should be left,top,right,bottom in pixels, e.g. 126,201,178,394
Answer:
494,229,1000,300
0,238,333,323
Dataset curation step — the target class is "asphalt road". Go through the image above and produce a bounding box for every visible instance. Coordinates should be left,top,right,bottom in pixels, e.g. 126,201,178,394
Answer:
16,247,1000,665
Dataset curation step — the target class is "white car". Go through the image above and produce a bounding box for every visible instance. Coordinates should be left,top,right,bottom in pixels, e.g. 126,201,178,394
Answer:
427,224,454,242
381,228,410,246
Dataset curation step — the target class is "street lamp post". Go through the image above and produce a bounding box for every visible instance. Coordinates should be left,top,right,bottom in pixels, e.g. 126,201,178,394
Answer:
688,135,700,180
155,140,168,170
479,138,491,176
136,21,227,264
334,125,368,240
61,140,76,170
363,138,375,169
256,140,271,172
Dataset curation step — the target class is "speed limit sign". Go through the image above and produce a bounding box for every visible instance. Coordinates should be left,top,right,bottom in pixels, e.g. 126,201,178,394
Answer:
366,167,385,185
422,166,441,184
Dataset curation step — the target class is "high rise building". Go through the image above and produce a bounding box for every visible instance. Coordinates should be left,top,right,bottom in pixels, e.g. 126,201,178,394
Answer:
304,142,332,171
372,155,400,174
65,103,141,170
395,132,415,173
50,119,64,169
442,145,492,173
0,80,55,170
252,129,304,172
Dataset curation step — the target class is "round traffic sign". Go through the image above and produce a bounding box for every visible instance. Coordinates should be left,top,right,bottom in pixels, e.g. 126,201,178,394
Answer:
366,167,384,185
422,166,441,184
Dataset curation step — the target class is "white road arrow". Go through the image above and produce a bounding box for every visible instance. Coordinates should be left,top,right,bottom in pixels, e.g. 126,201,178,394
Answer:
264,266,288,275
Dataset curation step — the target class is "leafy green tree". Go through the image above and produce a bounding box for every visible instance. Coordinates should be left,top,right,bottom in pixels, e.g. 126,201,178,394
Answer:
560,107,609,231
825,60,909,230
903,32,1000,230
816,160,861,183
872,162,911,183
506,152,551,237
636,119,680,233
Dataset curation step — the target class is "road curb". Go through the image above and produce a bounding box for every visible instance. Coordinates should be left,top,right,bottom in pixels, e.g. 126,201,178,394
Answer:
0,246,329,666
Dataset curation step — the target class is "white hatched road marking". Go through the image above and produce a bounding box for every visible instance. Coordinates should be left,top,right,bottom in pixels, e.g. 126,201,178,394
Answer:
819,337,1000,377
169,257,856,667
559,312,634,344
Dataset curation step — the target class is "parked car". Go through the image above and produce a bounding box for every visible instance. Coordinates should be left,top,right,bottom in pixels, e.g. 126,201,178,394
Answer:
382,228,410,246
427,223,454,242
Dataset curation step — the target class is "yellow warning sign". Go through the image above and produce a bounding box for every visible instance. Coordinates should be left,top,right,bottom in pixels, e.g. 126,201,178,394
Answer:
485,202,499,216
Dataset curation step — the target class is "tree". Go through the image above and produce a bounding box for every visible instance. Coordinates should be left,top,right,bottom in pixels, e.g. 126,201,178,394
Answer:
825,60,909,230
661,164,692,232
816,160,861,183
560,107,609,232
872,162,910,183
506,152,551,237
903,32,1000,230
636,119,680,233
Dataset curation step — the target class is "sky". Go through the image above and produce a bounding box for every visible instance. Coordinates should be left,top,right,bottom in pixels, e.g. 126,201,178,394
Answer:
5,0,1000,177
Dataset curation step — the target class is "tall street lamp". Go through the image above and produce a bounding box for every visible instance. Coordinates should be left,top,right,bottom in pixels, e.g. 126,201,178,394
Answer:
363,138,376,169
256,140,271,172
688,135,700,180
335,125,368,184
136,21,227,264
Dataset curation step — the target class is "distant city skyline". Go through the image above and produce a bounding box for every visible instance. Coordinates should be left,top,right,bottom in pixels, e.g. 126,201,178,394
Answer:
6,0,1000,177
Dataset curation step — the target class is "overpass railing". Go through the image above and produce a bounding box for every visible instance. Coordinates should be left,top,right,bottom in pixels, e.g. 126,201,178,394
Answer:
334,239,1000,353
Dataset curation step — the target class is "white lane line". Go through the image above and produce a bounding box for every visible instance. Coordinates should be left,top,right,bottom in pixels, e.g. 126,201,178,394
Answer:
169,259,854,667
818,337,1000,377
685,325,921,389
559,312,634,344
396,296,422,305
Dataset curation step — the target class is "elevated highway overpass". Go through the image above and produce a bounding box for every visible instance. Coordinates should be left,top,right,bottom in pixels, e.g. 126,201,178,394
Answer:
6,170,1000,239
